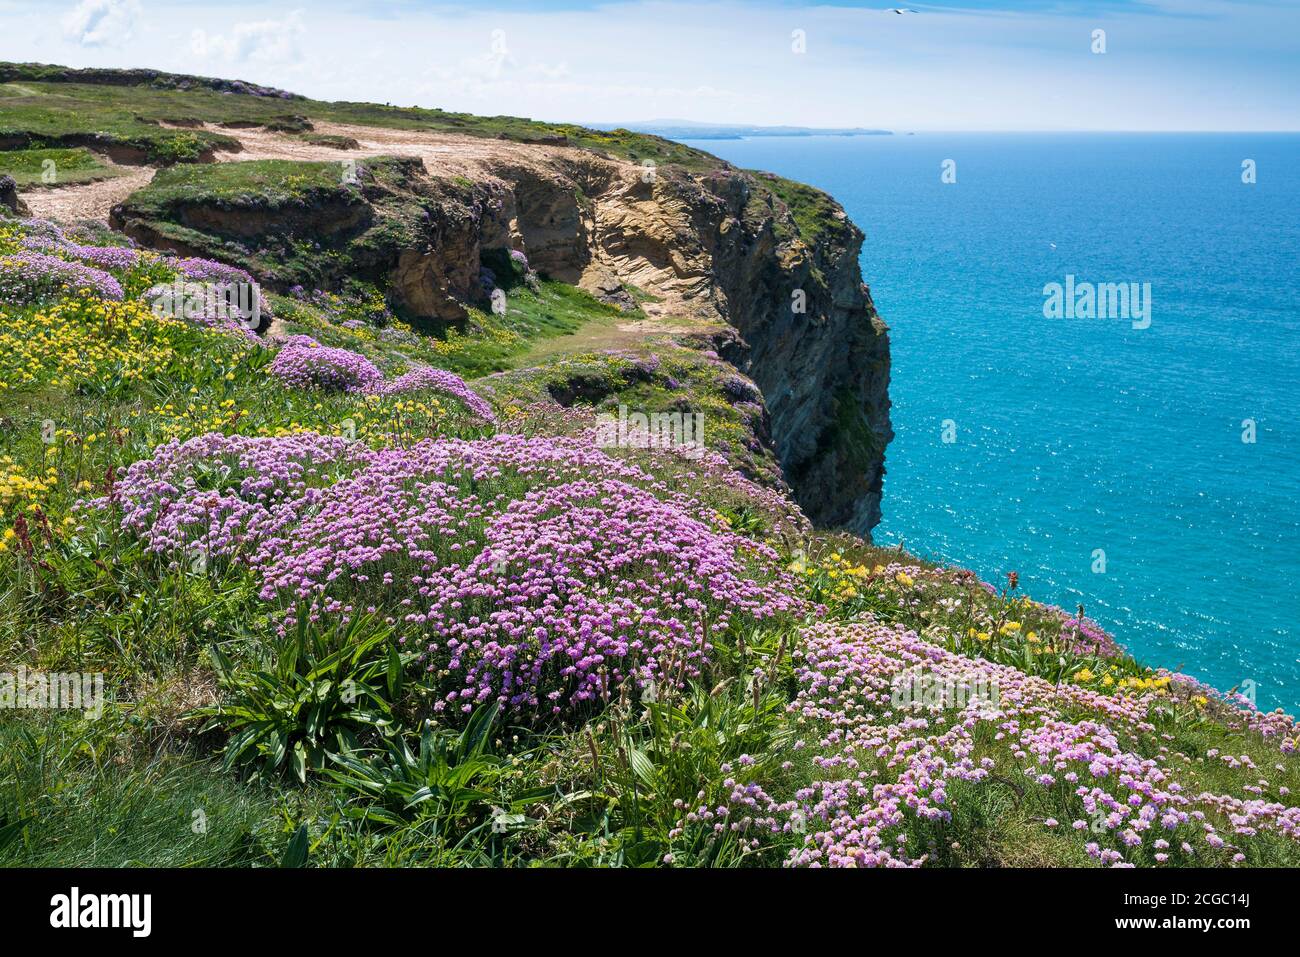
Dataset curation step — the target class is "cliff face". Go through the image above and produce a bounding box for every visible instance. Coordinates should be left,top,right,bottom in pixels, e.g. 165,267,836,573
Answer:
112,138,893,537
686,169,894,534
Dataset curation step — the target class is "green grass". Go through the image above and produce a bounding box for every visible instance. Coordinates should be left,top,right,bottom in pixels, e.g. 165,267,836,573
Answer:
403,275,634,379
759,172,849,246
0,81,237,163
0,711,279,867
0,147,124,187
126,159,352,209
261,273,626,381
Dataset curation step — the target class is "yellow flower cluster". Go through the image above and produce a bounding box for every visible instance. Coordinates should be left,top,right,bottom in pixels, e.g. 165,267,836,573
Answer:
1070,667,1173,696
0,296,238,391
148,397,247,442
795,552,871,602
0,224,21,254
0,457,56,523
355,393,446,444
1119,674,1173,694
339,323,377,342
429,321,518,358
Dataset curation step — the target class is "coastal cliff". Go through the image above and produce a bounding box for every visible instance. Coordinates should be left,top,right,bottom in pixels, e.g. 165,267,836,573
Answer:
105,121,893,535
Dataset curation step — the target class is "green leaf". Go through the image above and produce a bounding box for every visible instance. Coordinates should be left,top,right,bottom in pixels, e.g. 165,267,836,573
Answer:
0,813,32,854
628,747,657,787
280,823,310,867
460,702,499,756
386,643,402,699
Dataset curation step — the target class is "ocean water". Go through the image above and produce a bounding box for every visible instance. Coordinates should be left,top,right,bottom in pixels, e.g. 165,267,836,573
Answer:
682,133,1300,712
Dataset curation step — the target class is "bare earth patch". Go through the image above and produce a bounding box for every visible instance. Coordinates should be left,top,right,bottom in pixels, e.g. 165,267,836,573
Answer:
21,163,155,221
214,121,588,179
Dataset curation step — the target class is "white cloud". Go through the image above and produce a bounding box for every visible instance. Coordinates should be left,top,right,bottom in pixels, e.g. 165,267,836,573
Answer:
12,0,1297,130
190,10,305,64
531,61,571,81
61,0,142,47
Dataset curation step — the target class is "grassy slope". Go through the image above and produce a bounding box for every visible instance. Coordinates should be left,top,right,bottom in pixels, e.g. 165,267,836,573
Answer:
2,215,1296,869
126,159,348,206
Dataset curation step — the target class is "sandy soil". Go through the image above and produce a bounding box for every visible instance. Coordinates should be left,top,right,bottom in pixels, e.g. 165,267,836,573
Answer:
219,121,579,177
21,165,155,222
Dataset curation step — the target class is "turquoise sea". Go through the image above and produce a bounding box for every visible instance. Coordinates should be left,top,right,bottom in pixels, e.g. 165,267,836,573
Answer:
683,133,1300,712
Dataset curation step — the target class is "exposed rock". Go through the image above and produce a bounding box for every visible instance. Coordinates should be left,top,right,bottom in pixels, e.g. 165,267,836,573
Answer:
0,63,302,100
581,267,639,311
0,175,29,216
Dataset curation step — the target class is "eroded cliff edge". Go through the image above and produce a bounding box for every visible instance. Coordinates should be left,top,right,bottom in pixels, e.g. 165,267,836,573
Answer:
110,134,893,537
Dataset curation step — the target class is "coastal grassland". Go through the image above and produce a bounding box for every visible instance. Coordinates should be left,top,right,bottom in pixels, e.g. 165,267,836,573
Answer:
2,210,1298,869
0,81,237,163
110,156,414,290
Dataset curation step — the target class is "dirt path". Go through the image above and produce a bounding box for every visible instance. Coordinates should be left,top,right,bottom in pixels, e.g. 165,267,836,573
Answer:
21,165,155,222
17,121,584,223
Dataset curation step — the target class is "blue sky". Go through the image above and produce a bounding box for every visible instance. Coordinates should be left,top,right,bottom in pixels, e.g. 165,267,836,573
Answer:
1,0,1296,130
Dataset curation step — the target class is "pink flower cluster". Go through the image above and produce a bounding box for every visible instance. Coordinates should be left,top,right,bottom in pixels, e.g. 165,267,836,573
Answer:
172,257,257,287
0,250,124,304
268,343,384,393
97,432,800,716
20,229,142,270
94,432,365,558
675,618,1300,868
381,366,497,422
266,339,495,418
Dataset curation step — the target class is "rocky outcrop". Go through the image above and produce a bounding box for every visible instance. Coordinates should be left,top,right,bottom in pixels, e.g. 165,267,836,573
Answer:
0,62,301,99
109,141,892,537
518,159,892,535
0,175,29,216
